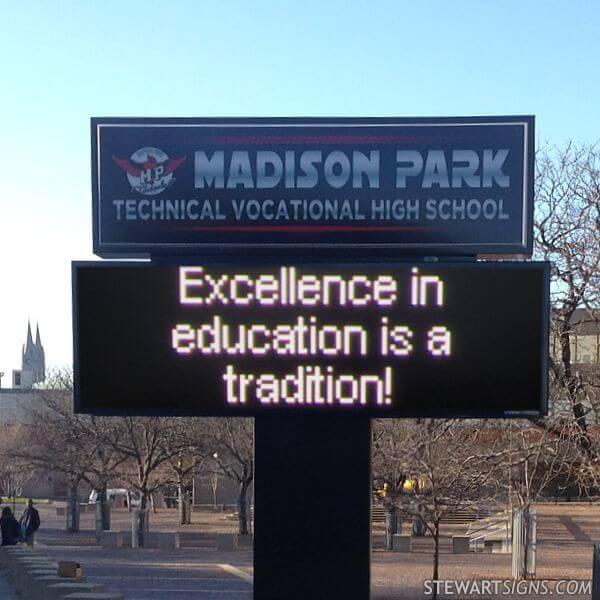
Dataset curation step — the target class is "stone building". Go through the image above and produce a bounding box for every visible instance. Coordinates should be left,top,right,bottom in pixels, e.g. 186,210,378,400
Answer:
0,322,47,424
566,309,600,365
11,321,45,388
550,309,600,369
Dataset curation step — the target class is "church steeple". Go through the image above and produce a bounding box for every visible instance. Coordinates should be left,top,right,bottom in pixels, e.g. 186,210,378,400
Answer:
25,321,34,355
14,321,46,388
35,323,45,379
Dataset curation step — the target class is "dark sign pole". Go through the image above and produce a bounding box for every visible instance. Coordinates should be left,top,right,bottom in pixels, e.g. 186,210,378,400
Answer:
254,414,371,599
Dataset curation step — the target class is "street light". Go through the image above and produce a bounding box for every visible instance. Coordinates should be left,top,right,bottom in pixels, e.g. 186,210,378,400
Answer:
212,453,219,512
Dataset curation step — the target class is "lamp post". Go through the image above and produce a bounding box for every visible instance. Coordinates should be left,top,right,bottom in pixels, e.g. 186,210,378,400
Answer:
212,453,219,512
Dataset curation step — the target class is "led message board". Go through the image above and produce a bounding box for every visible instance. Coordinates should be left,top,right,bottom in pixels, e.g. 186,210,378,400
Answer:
73,261,548,417
92,116,534,257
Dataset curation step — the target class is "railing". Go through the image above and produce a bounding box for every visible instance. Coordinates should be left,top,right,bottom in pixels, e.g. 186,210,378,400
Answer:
371,503,499,525
469,522,510,553
466,512,509,537
467,511,511,553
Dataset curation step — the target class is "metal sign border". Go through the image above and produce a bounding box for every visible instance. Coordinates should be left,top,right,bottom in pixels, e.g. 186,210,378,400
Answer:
91,116,534,258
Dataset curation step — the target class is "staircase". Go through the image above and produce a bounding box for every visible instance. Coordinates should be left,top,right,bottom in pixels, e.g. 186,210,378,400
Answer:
372,503,500,525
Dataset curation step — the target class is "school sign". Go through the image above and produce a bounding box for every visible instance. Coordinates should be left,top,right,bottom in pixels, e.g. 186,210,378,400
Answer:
92,116,534,257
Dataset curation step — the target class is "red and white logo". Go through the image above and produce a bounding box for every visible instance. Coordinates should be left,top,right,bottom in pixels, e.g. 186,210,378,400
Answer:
113,147,186,196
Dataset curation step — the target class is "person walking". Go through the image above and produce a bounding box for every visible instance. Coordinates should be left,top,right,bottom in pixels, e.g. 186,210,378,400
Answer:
20,499,40,547
0,507,19,546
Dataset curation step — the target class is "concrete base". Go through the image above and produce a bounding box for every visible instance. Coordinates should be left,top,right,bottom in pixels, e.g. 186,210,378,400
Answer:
217,533,239,551
145,532,181,549
452,535,471,554
485,539,509,554
101,531,127,549
58,560,83,578
392,534,412,552
238,533,254,547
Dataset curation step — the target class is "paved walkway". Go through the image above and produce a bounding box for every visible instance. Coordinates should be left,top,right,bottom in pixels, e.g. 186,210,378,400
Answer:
29,502,600,599
38,545,253,600
371,503,597,599
0,570,18,600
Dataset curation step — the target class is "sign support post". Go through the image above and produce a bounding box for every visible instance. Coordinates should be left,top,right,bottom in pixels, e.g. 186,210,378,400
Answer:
254,414,372,600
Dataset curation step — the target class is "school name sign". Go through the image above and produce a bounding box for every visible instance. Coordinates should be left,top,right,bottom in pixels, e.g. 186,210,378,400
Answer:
92,117,534,257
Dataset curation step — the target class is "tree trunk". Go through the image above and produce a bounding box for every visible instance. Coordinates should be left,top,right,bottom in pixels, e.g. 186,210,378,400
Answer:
98,482,110,531
384,505,400,550
178,483,191,525
212,473,219,512
522,509,529,579
522,506,537,579
432,521,440,600
132,507,150,548
238,481,250,535
66,482,80,533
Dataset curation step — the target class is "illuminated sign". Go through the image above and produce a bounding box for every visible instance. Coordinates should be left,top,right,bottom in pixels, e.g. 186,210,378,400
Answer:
92,117,534,257
73,261,549,417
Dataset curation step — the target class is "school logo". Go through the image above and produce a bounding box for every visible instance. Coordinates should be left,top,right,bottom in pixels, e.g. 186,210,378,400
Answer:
113,147,186,196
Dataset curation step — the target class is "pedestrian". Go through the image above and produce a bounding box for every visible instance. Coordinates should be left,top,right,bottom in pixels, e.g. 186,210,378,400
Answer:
0,507,19,546
20,499,41,547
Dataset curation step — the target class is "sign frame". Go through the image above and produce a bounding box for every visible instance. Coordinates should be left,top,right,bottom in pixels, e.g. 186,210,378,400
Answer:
91,116,535,258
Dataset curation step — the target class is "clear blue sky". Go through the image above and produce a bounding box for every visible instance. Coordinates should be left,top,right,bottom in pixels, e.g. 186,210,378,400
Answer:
0,1,599,378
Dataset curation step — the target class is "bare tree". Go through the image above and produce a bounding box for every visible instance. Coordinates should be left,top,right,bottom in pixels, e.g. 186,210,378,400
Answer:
533,142,600,510
11,369,124,532
372,419,408,549
93,416,200,545
163,418,210,524
206,418,254,535
503,421,574,509
534,142,600,479
0,423,32,503
498,420,577,578
373,419,501,598
100,417,191,509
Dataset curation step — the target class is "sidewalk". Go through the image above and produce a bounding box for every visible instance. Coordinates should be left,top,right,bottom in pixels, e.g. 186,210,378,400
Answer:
0,569,18,600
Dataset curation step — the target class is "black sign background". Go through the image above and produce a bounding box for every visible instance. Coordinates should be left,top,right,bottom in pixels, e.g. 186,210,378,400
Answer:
92,117,534,258
73,261,549,417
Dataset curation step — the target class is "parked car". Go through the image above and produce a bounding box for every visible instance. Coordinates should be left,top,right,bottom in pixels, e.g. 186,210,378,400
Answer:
88,488,141,508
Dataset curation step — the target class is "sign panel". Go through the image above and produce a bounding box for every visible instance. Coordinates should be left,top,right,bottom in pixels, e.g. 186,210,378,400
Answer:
73,261,549,417
92,117,534,257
